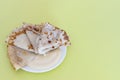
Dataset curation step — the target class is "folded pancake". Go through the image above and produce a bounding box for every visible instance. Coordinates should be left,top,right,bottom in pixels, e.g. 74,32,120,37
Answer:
7,45,61,70
6,26,34,52
19,23,70,55
26,31,39,54
7,45,27,70
37,23,70,54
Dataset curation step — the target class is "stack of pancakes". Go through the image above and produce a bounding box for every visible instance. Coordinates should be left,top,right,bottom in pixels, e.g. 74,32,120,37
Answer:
6,23,71,70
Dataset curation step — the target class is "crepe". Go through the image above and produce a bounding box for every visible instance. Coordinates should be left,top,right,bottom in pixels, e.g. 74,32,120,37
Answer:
37,23,70,54
6,22,71,70
6,26,34,52
7,45,27,70
24,23,70,54
7,45,61,70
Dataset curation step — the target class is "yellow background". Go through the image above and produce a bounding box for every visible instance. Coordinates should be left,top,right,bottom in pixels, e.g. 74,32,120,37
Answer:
0,0,120,80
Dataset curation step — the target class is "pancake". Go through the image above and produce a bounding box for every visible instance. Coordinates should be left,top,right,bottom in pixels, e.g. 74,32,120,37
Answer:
7,45,61,70
6,25,34,52
6,22,71,71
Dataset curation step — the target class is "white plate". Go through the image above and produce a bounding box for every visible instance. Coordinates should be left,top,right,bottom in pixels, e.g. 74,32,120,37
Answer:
21,46,67,73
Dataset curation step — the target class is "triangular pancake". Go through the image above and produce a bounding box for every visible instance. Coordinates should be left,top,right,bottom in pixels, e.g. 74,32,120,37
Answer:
36,23,70,54
26,30,39,53
6,26,34,52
